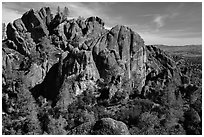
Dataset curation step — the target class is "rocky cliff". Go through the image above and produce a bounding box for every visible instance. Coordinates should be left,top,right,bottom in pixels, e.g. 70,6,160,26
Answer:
2,7,201,135
3,7,148,105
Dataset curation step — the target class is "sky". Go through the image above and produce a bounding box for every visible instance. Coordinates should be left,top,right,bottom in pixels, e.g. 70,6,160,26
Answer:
2,2,202,45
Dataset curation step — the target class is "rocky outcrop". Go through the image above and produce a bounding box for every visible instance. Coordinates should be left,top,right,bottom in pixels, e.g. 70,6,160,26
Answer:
5,7,52,52
3,6,184,109
47,23,146,107
142,45,182,102
13,18,27,32
92,118,130,135
146,45,181,84
24,63,47,89
2,44,48,91
68,117,130,135
21,8,49,42
88,25,146,93
2,23,7,40
3,6,182,107
6,23,32,56
2,47,25,81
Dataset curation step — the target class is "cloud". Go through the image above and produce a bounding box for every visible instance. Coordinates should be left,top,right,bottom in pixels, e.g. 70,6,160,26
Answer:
153,15,166,29
2,5,22,24
64,3,98,17
153,11,179,31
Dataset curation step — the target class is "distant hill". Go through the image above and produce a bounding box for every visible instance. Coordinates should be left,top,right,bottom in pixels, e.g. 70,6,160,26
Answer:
153,44,202,57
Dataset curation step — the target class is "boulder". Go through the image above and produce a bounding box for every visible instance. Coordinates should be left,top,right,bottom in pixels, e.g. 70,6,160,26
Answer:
68,117,130,135
92,118,130,135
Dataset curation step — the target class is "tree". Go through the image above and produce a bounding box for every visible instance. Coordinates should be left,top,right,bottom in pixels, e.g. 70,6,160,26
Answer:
57,6,60,15
63,7,69,20
2,84,42,134
47,115,67,135
16,85,42,134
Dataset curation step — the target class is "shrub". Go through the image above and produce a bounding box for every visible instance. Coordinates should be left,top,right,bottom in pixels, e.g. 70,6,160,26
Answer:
2,84,42,135
47,115,67,135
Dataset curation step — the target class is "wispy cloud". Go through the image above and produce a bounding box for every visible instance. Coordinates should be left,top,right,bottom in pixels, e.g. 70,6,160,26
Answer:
153,15,166,28
153,11,179,31
2,4,22,24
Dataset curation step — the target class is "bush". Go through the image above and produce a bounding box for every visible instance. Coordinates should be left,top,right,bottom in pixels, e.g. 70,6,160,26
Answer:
47,115,67,135
2,84,42,135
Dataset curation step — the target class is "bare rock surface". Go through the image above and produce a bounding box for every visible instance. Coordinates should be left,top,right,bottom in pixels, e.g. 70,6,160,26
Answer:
92,118,130,135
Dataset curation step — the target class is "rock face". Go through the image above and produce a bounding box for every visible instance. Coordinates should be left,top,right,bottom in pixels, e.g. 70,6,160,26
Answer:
21,8,49,42
2,7,188,132
6,22,32,56
25,63,47,89
2,23,7,40
2,7,182,105
143,45,182,101
92,25,146,92
2,46,25,81
25,13,147,108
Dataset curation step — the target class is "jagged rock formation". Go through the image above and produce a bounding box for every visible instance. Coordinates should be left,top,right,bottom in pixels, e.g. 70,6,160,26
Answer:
21,8,50,42
2,7,201,135
143,45,182,101
2,6,181,112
